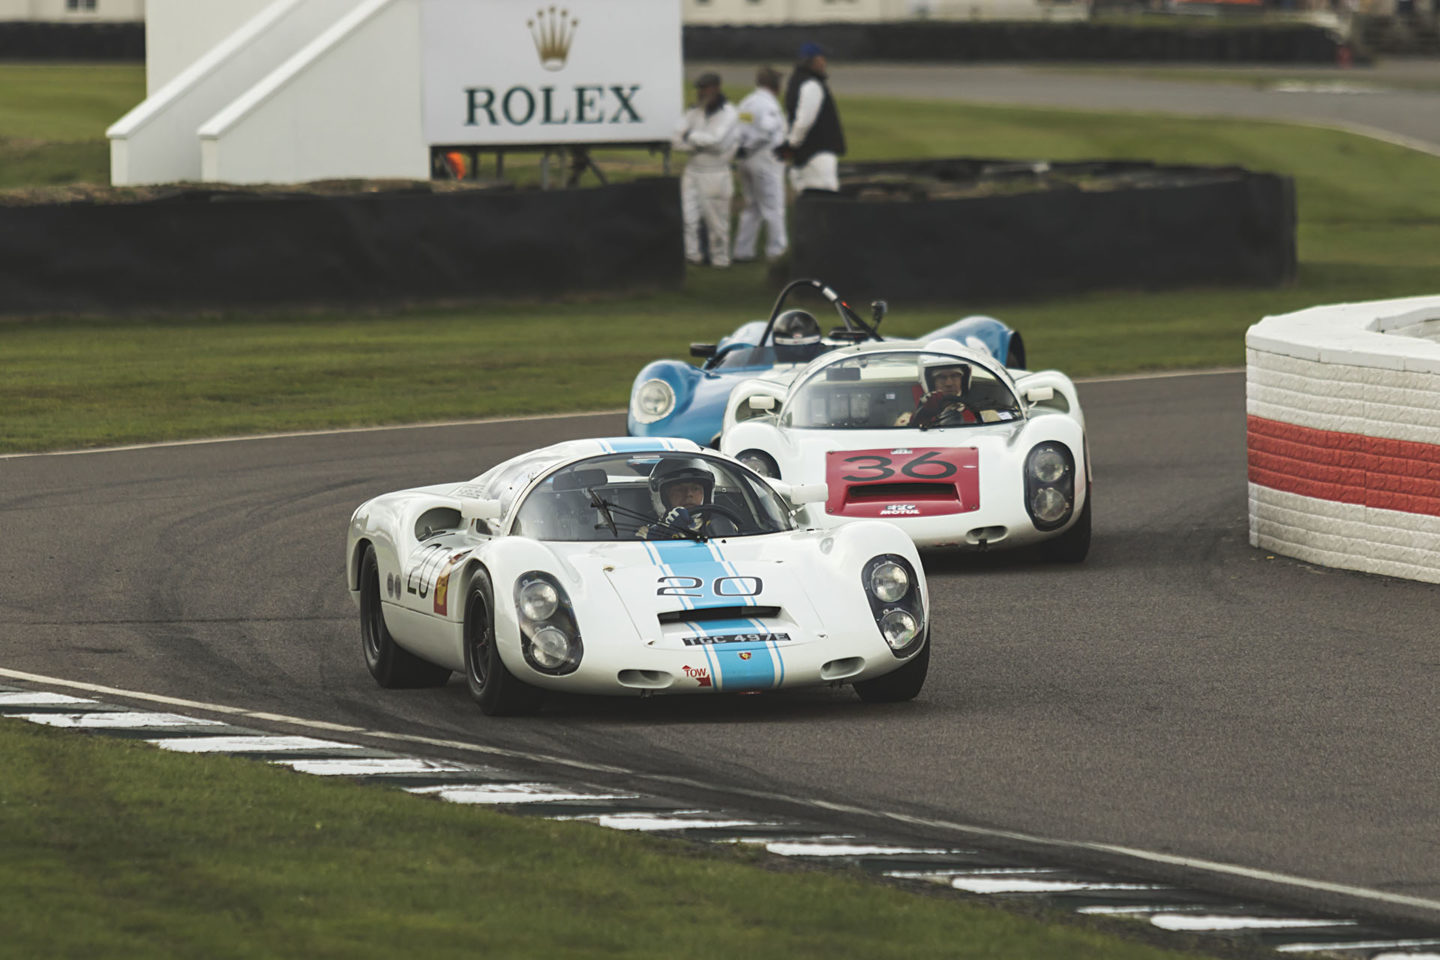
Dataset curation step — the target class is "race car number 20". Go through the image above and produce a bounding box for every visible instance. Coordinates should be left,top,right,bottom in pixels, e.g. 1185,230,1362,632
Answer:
657,576,762,598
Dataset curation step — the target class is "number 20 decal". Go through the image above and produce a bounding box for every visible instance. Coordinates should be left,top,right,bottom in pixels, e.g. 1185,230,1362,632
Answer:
842,451,957,483
657,576,763,597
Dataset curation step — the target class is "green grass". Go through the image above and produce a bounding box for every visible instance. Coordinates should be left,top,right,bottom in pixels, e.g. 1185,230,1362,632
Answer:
3,67,1440,454
0,62,146,189
0,719,1212,960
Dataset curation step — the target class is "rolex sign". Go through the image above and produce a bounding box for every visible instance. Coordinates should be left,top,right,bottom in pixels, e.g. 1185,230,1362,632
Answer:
421,0,681,146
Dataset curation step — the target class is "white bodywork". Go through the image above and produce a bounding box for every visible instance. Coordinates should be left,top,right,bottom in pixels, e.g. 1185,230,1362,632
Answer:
720,340,1089,551
346,438,929,696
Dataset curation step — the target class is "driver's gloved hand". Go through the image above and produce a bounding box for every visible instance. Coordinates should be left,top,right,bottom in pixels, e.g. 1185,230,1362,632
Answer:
663,506,696,531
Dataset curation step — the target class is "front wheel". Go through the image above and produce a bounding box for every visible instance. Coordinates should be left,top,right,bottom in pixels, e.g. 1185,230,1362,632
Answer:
463,570,545,717
1042,494,1091,564
359,546,451,689
854,634,929,703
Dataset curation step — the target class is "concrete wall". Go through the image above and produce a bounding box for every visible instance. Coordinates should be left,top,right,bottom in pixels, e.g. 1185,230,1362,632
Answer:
1247,296,1440,584
109,0,361,185
198,0,425,184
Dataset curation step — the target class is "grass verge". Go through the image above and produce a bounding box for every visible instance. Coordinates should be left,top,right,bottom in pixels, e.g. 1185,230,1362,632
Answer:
2,68,1440,454
0,719,1216,960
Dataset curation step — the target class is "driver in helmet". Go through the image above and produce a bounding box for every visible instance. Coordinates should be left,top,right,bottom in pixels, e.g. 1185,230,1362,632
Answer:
896,359,976,427
638,457,740,539
772,308,826,364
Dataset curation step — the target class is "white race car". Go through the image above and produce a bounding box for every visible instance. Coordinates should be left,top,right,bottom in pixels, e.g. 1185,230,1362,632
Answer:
346,438,931,715
719,340,1090,559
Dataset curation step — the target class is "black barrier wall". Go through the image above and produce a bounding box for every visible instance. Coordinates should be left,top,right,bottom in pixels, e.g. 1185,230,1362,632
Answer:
791,160,1296,302
3,20,1347,64
687,21,1347,63
0,21,144,59
0,179,684,314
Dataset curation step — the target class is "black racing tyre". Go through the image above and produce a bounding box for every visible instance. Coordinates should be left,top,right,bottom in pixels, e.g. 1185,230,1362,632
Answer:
1042,493,1092,564
854,633,929,704
463,570,545,717
359,545,451,689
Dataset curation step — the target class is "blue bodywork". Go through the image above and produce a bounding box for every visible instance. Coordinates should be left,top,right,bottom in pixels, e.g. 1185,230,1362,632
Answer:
628,315,1024,447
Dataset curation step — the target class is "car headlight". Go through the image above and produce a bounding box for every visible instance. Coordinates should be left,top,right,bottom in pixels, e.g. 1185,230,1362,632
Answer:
737,449,780,480
868,561,909,603
1024,442,1076,532
879,610,920,649
528,626,572,670
860,555,925,658
632,379,676,424
517,579,559,621
1028,446,1067,484
514,572,583,675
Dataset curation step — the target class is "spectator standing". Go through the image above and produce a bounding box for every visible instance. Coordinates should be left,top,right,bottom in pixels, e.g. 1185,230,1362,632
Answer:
672,73,739,268
732,66,788,263
779,42,846,193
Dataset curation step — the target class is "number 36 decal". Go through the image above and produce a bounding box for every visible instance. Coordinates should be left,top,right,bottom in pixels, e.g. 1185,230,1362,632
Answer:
841,450,957,482
657,576,763,597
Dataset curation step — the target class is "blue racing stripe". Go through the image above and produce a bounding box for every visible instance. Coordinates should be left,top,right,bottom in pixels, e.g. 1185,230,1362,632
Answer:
712,644,777,691
602,437,674,453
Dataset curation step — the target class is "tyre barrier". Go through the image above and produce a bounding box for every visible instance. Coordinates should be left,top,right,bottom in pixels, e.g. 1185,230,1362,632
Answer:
0,178,684,314
792,158,1296,302
1247,296,1440,584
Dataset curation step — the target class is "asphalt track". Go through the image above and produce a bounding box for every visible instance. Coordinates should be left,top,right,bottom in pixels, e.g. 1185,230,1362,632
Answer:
2,372,1437,928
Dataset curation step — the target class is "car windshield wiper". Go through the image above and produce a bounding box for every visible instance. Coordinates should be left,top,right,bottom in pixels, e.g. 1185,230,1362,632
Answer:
587,493,706,542
587,488,618,538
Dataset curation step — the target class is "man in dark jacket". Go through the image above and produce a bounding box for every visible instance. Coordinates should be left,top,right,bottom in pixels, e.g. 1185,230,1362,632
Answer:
778,42,845,192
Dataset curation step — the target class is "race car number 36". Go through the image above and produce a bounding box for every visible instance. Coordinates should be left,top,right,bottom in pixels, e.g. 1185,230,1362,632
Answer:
825,447,979,518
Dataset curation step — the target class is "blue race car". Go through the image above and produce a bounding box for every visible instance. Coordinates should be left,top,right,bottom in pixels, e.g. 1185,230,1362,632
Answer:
628,279,1026,447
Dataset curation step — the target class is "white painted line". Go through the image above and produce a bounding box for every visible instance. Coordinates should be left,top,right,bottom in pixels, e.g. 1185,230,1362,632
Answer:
1371,953,1440,960
7,668,1439,919
950,878,1167,894
1079,905,1233,916
0,691,98,706
1077,367,1243,384
887,868,1059,879
275,758,482,776
578,814,762,832
1275,940,1440,955
149,735,362,753
407,783,638,805
12,711,225,729
757,841,956,858
0,409,627,460
1149,914,1356,932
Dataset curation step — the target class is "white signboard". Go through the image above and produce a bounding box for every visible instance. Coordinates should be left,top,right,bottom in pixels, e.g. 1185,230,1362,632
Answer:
421,0,682,147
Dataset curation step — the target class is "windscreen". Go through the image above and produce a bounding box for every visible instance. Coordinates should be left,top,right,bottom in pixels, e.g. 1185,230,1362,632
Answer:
781,351,1022,430
511,452,792,542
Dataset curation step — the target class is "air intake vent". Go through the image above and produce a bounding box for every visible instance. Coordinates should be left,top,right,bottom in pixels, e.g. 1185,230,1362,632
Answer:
846,482,957,503
657,605,781,625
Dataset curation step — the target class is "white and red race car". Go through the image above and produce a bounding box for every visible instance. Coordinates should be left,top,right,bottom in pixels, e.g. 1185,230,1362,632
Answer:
719,339,1090,559
346,438,931,715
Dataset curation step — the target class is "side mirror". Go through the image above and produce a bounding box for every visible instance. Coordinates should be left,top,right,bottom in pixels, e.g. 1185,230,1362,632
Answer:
777,482,827,505
690,343,717,359
459,498,504,522
1025,386,1055,403
747,395,777,411
871,300,888,325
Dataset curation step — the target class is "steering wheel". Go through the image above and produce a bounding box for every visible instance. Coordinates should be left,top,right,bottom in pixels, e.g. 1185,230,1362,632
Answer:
910,391,971,430
690,503,747,534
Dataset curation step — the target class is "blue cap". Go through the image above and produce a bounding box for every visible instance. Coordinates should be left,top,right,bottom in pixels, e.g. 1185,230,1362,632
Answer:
799,41,825,60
